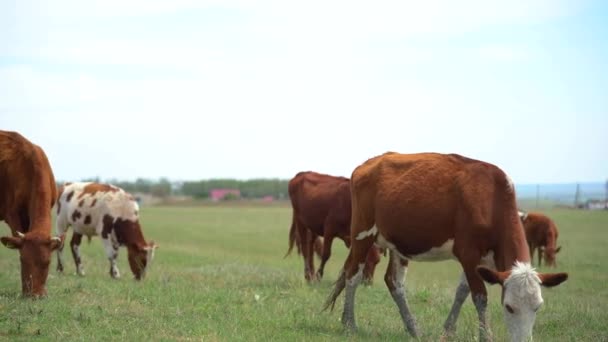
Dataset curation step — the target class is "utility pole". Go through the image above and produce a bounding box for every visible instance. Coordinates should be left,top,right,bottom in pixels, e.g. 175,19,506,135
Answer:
536,184,540,209
574,183,581,208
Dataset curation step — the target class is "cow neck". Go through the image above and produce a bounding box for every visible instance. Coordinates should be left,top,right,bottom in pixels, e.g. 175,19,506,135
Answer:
26,173,53,236
494,216,531,271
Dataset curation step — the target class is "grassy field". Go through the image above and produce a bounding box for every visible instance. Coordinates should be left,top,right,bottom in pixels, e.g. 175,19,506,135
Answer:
1,206,607,341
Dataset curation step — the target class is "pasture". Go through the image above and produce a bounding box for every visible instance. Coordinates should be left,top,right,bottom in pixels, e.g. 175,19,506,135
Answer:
1,206,607,341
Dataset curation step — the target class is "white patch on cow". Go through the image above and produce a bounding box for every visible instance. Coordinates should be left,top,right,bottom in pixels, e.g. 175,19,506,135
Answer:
376,234,455,262
503,262,543,342
506,174,515,192
375,234,406,259
346,263,365,286
391,253,407,296
481,250,496,269
355,225,377,240
408,239,455,262
518,211,528,221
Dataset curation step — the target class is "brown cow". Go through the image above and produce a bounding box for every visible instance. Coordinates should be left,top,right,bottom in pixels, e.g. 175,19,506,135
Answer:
519,211,561,267
0,131,63,297
286,171,380,282
324,152,568,342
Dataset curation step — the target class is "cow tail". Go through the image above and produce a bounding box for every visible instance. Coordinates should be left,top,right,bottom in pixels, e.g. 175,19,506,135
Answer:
284,212,298,258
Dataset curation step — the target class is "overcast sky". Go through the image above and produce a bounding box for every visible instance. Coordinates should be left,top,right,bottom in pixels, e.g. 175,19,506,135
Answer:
1,1,606,183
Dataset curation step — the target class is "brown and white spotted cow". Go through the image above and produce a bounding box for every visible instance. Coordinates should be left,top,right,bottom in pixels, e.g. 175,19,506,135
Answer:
286,171,380,282
519,211,561,267
0,130,63,297
324,152,568,342
56,182,157,280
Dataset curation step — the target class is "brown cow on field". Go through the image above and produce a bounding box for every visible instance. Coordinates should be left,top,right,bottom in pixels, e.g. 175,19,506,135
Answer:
518,211,561,267
0,130,63,297
286,171,380,282
324,152,568,342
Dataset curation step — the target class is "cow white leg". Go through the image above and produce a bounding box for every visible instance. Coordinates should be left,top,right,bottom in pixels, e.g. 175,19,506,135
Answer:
342,262,364,331
464,264,492,342
56,215,69,273
442,272,470,337
385,250,418,337
103,238,120,279
70,233,85,276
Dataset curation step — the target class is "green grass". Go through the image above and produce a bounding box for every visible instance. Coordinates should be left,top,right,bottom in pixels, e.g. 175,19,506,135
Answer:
1,207,607,341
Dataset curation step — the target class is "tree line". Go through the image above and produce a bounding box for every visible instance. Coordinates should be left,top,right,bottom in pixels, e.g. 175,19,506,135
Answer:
68,178,290,200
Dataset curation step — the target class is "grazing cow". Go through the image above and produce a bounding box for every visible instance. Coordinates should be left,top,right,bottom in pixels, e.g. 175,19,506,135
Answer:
0,130,63,297
56,182,158,280
286,171,380,282
519,211,561,267
324,152,568,342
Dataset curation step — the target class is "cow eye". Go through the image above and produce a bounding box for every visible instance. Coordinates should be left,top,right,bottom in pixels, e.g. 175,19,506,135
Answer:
505,304,515,314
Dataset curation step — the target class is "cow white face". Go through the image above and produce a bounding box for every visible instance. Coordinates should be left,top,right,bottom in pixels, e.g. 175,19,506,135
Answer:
502,264,543,342
478,262,568,342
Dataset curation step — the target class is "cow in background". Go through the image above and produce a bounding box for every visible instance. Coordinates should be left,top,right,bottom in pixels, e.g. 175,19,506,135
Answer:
0,130,63,297
519,211,561,267
286,171,380,282
56,182,158,280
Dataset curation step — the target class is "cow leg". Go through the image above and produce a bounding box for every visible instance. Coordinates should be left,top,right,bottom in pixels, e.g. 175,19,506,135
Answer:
529,244,535,266
70,233,85,276
385,250,418,337
442,272,470,338
316,233,334,280
56,215,69,273
538,247,543,267
303,229,317,282
362,246,381,285
463,264,492,342
341,235,375,331
103,238,120,279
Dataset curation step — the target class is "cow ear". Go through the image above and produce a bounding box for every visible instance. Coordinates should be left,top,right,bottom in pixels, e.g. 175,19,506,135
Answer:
477,266,510,285
48,236,64,251
538,272,568,287
144,241,158,251
1,236,23,249
555,246,562,253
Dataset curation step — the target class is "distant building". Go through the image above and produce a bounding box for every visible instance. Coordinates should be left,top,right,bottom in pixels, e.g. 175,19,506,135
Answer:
261,195,274,202
584,199,608,210
210,189,241,201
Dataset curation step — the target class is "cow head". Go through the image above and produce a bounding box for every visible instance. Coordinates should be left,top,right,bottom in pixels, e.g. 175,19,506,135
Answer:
1,231,64,297
543,246,562,267
127,241,158,280
477,262,568,342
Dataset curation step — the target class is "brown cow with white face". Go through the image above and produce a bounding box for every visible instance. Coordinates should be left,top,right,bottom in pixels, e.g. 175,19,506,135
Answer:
56,182,157,280
324,152,568,342
286,171,381,282
519,211,561,267
0,130,63,297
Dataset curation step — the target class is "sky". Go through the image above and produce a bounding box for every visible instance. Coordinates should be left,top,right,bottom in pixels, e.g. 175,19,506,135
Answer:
1,0,606,184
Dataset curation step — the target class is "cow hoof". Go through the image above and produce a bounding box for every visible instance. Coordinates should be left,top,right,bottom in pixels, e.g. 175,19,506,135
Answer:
362,277,373,286
343,322,357,333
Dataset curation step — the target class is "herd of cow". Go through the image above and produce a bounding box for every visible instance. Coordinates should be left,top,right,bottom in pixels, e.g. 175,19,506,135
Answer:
1,130,567,341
